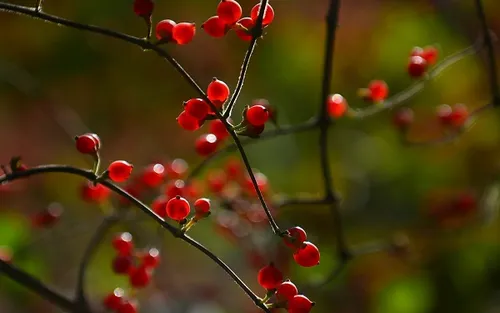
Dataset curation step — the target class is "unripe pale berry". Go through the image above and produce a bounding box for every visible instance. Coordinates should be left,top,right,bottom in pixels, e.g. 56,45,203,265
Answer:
217,0,243,25
172,22,196,45
108,160,133,183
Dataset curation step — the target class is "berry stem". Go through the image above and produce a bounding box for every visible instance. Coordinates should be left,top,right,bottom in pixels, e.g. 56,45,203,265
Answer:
35,0,42,12
92,151,101,175
180,216,197,233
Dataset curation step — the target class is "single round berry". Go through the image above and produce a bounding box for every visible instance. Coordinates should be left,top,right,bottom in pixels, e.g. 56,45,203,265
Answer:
421,46,439,65
31,203,63,228
129,266,152,288
408,56,428,78
166,159,188,178
156,19,177,42
141,163,165,187
250,3,275,26
112,255,133,274
75,133,99,154
195,134,219,156
368,80,389,102
142,248,160,268
276,281,298,302
436,104,453,124
209,119,229,141
152,195,168,218
103,288,125,310
293,241,320,267
185,98,210,120
194,198,211,214
257,263,283,290
118,300,138,313
392,107,414,131
235,17,255,41
202,16,228,38
133,0,154,17
246,105,269,127
108,160,133,183
207,78,230,103
450,103,469,127
166,195,191,221
327,93,348,118
165,179,186,199
177,110,201,131
217,0,243,25
172,22,196,45
288,295,314,313
81,182,110,203
283,226,307,249
112,232,134,255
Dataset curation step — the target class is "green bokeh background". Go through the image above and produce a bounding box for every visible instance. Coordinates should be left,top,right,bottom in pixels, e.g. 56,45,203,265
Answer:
1,0,500,313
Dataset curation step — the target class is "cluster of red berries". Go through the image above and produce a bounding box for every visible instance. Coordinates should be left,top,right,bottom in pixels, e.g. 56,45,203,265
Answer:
104,232,161,313
257,264,314,313
408,46,439,78
154,195,211,223
30,202,63,228
202,1,275,41
436,103,469,128
282,226,320,267
155,19,197,45
426,190,477,229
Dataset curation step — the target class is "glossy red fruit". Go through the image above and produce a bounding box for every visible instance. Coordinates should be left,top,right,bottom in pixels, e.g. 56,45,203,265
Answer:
112,255,132,274
392,107,414,131
368,80,389,102
421,46,439,65
276,281,298,302
293,241,320,267
449,103,469,127
75,133,99,154
195,134,219,156
108,161,133,183
217,0,243,25
207,78,230,103
207,170,227,193
408,56,428,78
133,0,154,17
246,105,269,126
235,17,255,41
288,295,314,313
209,119,229,141
129,266,152,288
250,3,275,26
283,226,307,249
117,300,138,313
165,179,186,199
172,22,196,45
166,195,190,221
436,104,453,124
31,203,63,228
327,94,347,118
156,19,177,42
202,16,228,38
142,248,160,268
152,195,168,218
194,198,211,214
257,263,283,290
177,110,200,131
185,98,210,120
81,182,110,203
103,288,125,310
166,159,188,178
112,232,134,255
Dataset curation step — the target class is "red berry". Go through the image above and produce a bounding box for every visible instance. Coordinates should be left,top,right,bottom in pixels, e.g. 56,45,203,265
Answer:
133,0,154,17
207,78,230,103
250,3,275,26
207,170,227,193
81,182,110,203
108,161,133,183
112,232,134,255
142,248,160,268
195,134,219,156
177,110,201,131
288,295,314,313
202,16,229,38
112,255,133,274
421,46,439,65
244,172,268,196
31,203,63,228
449,103,469,127
165,179,186,199
368,80,389,102
141,163,165,187
156,19,177,42
276,281,298,302
246,105,269,126
283,226,307,249
217,0,243,25
129,265,152,288
437,104,453,124
235,17,255,41
209,119,229,141
172,22,196,45
185,98,210,120
408,56,428,78
225,158,243,180
293,241,320,267
166,195,190,221
327,94,348,118
117,300,138,313
392,107,414,130
194,198,211,214
152,195,168,218
166,159,188,178
257,263,283,290
75,133,99,154
103,288,125,310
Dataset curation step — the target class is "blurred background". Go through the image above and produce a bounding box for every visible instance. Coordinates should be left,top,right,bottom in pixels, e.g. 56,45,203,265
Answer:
1,0,500,312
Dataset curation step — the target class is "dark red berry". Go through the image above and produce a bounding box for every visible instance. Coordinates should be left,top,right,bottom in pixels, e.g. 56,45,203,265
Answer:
235,17,255,41
141,163,165,187
276,281,298,302
133,0,154,17
246,105,269,126
156,19,176,42
449,103,469,127
408,56,428,78
202,16,229,38
185,98,210,120
209,119,229,141
112,255,133,274
75,133,99,154
166,195,190,221
368,80,389,102
250,3,275,26
112,232,134,255
327,94,348,118
117,300,138,313
142,248,160,268
194,198,211,214
392,107,414,131
283,226,307,249
172,22,196,45
103,288,125,310
207,78,230,103
288,295,314,313
195,134,219,156
217,0,243,25
166,159,188,179
129,265,152,288
31,203,63,228
165,179,186,199
421,46,438,65
293,241,320,267
81,182,110,203
177,110,200,131
437,104,453,124
257,263,283,290
108,161,133,183
152,195,168,218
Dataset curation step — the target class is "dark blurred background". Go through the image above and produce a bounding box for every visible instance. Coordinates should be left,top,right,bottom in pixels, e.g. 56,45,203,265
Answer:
1,0,500,312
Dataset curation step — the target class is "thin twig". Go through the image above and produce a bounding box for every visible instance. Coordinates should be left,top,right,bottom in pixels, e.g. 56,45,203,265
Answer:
35,0,42,12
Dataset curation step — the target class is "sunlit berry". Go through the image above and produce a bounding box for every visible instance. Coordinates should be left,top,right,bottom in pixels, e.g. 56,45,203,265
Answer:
421,46,439,65
327,94,347,118
129,266,152,288
184,98,210,120
117,300,138,313
209,119,230,141
142,248,160,268
207,78,230,103
103,288,125,310
195,134,219,156
392,107,414,131
156,19,177,42
152,195,168,218
166,195,190,221
108,161,133,183
172,22,196,45
257,263,283,290
75,133,99,154
112,255,132,274
283,226,307,249
276,281,298,302
293,241,320,267
235,17,255,41
141,163,165,187
368,80,389,102
194,198,211,214
112,232,134,255
288,295,314,313
133,0,154,17
408,56,427,78
202,16,229,38
217,0,243,25
246,105,269,126
250,3,275,26
81,182,110,203
177,110,201,131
